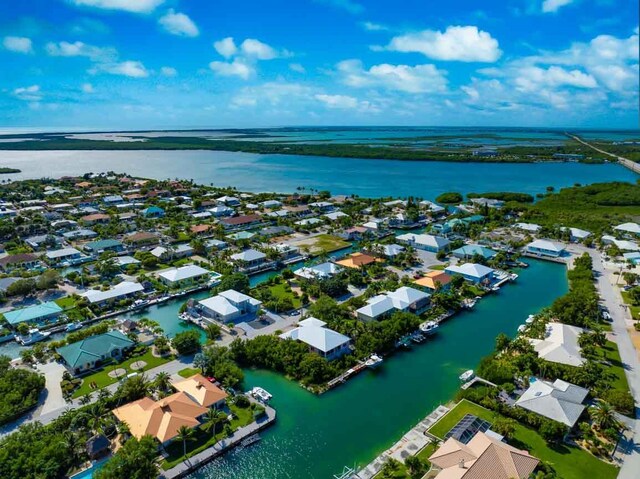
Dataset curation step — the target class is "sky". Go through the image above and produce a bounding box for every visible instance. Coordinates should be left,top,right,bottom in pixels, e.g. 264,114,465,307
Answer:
1,0,638,130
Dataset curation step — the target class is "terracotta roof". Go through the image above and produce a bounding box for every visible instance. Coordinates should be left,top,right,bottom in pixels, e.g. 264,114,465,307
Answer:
335,252,381,269
81,213,110,222
221,214,261,226
75,181,92,188
429,432,539,479
126,231,160,243
0,253,38,266
112,391,208,443
414,271,453,290
190,224,213,234
172,374,228,407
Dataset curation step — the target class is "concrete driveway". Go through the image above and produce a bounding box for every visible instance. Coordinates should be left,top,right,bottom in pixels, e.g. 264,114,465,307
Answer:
36,361,67,416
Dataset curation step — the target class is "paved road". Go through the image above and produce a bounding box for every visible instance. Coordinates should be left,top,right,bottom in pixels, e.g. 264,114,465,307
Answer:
568,134,640,174
572,245,640,478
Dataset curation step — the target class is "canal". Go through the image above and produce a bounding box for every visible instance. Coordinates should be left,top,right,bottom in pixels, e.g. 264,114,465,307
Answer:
185,259,568,479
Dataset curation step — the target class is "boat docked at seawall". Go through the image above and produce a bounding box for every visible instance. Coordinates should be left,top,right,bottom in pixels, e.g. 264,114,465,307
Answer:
419,321,439,335
248,386,272,403
364,354,383,369
459,369,475,382
65,322,83,332
15,328,51,345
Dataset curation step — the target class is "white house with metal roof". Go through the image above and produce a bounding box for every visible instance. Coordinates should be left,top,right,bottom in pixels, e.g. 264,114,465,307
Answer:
356,286,430,321
158,265,218,288
525,239,567,258
396,233,450,253
81,281,144,305
515,222,542,233
294,262,342,280
528,323,586,367
515,378,588,428
280,317,351,360
614,222,640,235
445,263,495,284
197,289,262,323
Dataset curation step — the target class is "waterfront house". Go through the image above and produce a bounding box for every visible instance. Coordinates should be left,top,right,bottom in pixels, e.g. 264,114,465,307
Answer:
83,239,124,254
414,271,453,291
3,301,64,328
387,286,431,314
445,263,495,284
420,200,446,214
525,239,567,258
429,431,539,479
515,378,588,428
614,222,640,236
125,231,160,246
309,201,334,211
279,317,351,360
172,373,228,408
220,214,262,230
45,247,83,264
562,227,592,242
356,295,398,321
197,289,262,323
81,281,144,306
0,253,40,272
158,264,217,288
514,222,542,233
151,244,194,261
230,249,268,272
112,392,208,446
452,244,497,261
141,206,165,218
335,252,381,269
355,286,430,321
528,323,586,367
294,262,342,280
396,233,450,253
378,243,405,258
57,330,135,375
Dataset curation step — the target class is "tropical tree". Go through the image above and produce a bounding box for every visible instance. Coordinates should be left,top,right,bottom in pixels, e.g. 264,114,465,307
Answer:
175,425,195,462
153,372,172,393
590,401,619,431
202,408,226,439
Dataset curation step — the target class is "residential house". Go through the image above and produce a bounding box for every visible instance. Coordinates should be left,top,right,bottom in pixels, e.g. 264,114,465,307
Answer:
429,431,539,479
3,301,64,328
396,233,450,253
445,263,495,284
57,330,135,375
324,211,349,221
452,244,497,261
150,244,194,261
294,262,342,280
80,213,111,226
614,222,640,236
209,205,234,217
335,252,381,269
356,286,430,321
515,222,542,233
0,253,40,272
220,214,262,230
83,239,124,254
63,229,98,240
602,235,640,252
562,227,591,242
414,271,453,292
172,373,228,408
525,239,567,258
25,234,61,250
528,323,586,367
197,289,262,323
125,231,160,246
81,281,144,306
158,265,217,288
141,206,165,218
45,247,83,264
230,249,268,272
280,317,351,360
515,378,589,428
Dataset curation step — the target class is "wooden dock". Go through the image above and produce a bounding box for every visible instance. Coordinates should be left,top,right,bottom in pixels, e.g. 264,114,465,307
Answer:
325,361,367,391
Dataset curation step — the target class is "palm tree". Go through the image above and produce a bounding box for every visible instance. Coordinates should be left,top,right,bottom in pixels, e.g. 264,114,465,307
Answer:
86,403,106,433
202,409,226,439
153,372,172,393
61,431,83,464
176,425,195,462
591,401,619,431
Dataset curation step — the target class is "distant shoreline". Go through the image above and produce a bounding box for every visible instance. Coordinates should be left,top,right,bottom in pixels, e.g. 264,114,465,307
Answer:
0,168,20,174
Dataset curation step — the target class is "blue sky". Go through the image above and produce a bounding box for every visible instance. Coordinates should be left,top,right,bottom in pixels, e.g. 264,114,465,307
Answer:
1,0,638,129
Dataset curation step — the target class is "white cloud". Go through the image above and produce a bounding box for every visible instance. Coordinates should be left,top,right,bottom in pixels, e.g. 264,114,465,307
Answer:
514,66,597,91
45,41,117,62
336,59,448,93
240,39,278,60
160,66,177,77
316,0,364,14
69,0,164,14
361,22,388,31
158,9,199,37
13,85,42,101
81,83,94,93
214,37,238,58
314,94,358,109
289,63,306,73
542,0,574,13
3,36,33,54
92,60,149,78
384,25,501,62
209,59,253,79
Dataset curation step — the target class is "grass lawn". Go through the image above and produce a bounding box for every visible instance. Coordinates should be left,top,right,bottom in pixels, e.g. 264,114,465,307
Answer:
414,442,437,466
429,264,446,271
428,400,618,479
600,340,630,392
55,296,77,309
312,234,351,254
620,291,640,320
178,367,201,378
161,402,257,470
269,282,302,308
72,349,175,398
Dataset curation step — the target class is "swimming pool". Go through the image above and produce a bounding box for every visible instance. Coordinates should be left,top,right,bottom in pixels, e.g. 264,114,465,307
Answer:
69,458,108,479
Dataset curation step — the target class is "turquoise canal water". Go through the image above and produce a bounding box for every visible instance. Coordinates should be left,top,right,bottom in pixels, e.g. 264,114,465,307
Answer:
187,259,567,479
1,150,637,200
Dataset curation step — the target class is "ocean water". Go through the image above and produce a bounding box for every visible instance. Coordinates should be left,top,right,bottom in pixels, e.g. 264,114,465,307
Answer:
0,149,636,200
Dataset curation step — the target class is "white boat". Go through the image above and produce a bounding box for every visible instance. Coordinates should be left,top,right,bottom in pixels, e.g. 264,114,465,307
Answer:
525,314,535,324
509,273,519,280
364,354,383,368
178,312,190,322
65,322,83,332
459,369,475,382
16,329,51,346
419,321,439,335
249,387,272,402
240,434,261,448
517,324,527,333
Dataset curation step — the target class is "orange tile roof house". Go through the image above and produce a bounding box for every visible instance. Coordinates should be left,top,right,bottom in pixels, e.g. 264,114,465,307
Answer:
112,391,208,445
172,374,228,408
80,213,110,225
334,252,381,269
429,431,539,479
414,270,453,291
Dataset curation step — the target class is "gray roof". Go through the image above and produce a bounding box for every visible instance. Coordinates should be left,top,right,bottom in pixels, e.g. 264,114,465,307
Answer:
280,321,350,353
516,379,588,427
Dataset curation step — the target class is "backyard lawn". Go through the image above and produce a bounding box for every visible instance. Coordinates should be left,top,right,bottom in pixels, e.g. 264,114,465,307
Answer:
428,400,618,479
161,402,259,470
72,349,174,398
269,281,302,308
